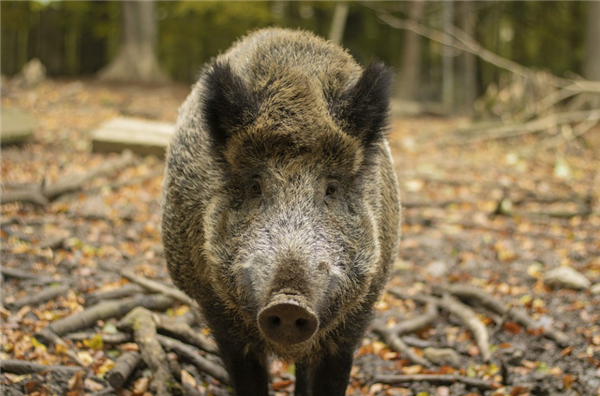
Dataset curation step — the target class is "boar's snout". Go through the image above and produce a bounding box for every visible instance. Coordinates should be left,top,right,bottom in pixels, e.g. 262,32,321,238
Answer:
258,297,318,345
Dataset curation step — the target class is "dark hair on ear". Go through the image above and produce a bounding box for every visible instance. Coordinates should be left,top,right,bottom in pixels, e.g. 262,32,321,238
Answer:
330,61,393,147
202,60,260,148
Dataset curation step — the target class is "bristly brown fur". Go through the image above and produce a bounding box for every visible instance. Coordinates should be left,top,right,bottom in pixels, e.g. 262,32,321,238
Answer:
162,28,401,396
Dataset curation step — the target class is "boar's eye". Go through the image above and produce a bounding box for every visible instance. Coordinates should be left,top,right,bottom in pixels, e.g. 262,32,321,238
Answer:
325,182,340,200
248,180,262,197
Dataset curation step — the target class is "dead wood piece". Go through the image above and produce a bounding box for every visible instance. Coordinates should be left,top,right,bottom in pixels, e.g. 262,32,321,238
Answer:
155,314,219,355
45,294,174,337
10,283,70,310
402,198,478,209
181,383,203,396
1,150,134,206
118,307,184,396
0,359,89,375
120,269,194,306
65,331,132,345
448,109,600,144
85,284,145,306
0,188,49,206
0,266,44,280
105,351,142,389
388,289,491,362
439,284,570,346
373,373,497,391
156,335,229,385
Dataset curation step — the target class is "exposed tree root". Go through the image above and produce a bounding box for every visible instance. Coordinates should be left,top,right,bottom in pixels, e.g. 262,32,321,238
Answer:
380,284,572,368
118,307,184,396
154,313,219,355
389,288,492,362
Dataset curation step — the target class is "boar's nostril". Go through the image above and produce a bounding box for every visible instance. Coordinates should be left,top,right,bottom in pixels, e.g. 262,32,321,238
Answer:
258,299,318,345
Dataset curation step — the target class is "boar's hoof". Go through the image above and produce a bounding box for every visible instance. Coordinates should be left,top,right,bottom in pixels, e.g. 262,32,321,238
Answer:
258,299,318,345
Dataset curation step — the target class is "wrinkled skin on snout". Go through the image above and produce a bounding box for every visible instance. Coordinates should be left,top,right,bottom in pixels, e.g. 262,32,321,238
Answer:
163,28,400,396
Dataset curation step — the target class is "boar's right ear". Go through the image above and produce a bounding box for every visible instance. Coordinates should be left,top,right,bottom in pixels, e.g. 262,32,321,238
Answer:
331,61,393,147
203,61,259,148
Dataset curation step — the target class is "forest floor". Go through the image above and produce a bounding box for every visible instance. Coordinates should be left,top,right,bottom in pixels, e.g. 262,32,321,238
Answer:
1,78,599,396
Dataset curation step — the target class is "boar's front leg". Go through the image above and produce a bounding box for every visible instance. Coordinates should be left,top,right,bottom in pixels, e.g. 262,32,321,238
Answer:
214,336,269,396
295,349,354,396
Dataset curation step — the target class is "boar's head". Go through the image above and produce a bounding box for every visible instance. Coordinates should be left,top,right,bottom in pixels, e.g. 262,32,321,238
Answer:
197,59,392,359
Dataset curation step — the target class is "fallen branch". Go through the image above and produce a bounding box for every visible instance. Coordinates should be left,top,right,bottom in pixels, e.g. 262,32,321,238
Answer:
1,150,135,206
118,307,184,396
10,283,70,310
0,359,89,375
373,373,497,391
157,335,229,384
120,269,194,306
85,283,146,306
38,294,174,338
106,351,142,389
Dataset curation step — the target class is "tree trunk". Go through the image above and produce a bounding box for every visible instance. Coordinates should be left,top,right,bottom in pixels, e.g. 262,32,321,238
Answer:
442,0,455,114
329,2,349,45
457,1,477,116
397,1,426,100
97,1,168,83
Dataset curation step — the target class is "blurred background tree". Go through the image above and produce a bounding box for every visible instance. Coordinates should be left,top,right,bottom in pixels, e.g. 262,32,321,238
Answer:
1,1,596,114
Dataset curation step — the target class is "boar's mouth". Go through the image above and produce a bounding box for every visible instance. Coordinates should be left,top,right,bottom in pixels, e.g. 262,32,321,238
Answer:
257,296,319,345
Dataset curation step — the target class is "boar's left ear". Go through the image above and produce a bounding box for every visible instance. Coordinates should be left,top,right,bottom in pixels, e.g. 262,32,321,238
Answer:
202,60,260,148
331,61,393,147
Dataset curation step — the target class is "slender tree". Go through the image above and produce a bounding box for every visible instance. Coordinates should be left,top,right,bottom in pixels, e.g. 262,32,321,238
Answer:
584,1,600,107
97,1,168,83
397,1,426,100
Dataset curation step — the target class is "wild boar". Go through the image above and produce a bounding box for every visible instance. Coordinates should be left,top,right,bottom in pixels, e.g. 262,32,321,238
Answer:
162,27,400,396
